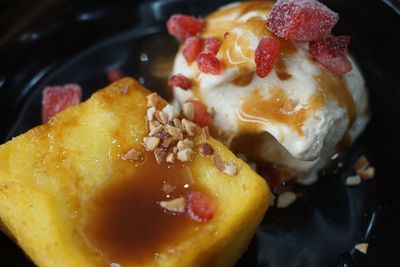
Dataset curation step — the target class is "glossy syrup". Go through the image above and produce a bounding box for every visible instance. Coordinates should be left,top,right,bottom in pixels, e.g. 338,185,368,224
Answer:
83,152,201,265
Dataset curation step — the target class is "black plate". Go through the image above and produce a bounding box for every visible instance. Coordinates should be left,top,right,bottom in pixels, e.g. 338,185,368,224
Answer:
1,0,400,266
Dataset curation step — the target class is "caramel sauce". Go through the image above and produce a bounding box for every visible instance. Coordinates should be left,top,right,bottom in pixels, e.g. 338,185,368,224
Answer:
232,72,255,87
219,19,268,73
239,88,310,135
202,1,274,39
83,152,204,266
238,70,356,136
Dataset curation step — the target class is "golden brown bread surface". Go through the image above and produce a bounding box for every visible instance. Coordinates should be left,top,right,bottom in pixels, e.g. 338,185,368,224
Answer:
0,78,270,267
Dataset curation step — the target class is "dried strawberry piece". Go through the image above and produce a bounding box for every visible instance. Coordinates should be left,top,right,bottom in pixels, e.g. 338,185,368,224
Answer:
197,53,222,75
183,36,204,63
107,68,125,83
255,37,281,78
268,0,339,41
309,36,352,75
167,74,193,90
42,84,82,123
204,37,221,55
186,99,213,127
166,14,205,42
185,191,215,222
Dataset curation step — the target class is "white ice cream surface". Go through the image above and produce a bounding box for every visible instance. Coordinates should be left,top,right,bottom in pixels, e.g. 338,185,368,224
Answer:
171,2,368,179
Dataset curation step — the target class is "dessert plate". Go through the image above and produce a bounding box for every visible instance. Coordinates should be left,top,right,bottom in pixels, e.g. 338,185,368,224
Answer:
0,0,399,266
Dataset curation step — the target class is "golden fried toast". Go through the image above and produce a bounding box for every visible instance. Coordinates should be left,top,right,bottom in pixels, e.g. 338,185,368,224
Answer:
0,78,270,267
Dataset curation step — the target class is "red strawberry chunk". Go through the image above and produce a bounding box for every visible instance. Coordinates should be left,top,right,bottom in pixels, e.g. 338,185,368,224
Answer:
197,53,222,75
309,36,352,75
185,191,215,222
268,0,339,41
186,99,213,127
167,74,193,90
204,37,222,55
183,36,204,63
255,37,281,78
166,14,205,42
107,68,125,83
42,84,82,123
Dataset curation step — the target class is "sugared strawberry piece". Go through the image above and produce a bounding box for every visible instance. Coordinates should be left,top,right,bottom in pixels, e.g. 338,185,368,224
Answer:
185,191,215,222
107,68,125,83
268,0,339,41
254,37,281,78
309,36,352,75
167,74,193,90
186,99,213,127
42,84,82,123
183,36,204,63
166,14,205,42
204,37,221,55
197,53,222,75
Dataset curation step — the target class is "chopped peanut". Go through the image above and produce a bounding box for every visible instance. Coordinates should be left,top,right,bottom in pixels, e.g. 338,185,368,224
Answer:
182,102,195,120
122,148,141,160
160,197,186,213
143,136,160,151
177,148,193,162
146,92,159,107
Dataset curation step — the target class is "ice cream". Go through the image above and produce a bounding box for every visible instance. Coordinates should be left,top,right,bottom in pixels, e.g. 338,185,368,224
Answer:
169,1,369,183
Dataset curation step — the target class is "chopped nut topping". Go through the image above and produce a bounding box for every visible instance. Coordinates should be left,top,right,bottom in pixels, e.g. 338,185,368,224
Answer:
122,148,142,160
148,120,161,132
146,107,156,121
354,243,368,254
172,147,178,154
198,143,214,156
354,155,370,174
182,119,198,136
149,124,163,137
154,148,167,164
276,191,296,208
119,86,128,95
162,104,180,121
202,126,210,140
166,153,175,164
223,162,238,176
162,137,175,148
345,174,361,186
143,136,160,151
162,183,176,194
177,148,193,162
173,118,182,129
155,110,169,124
160,197,186,213
182,102,195,120
359,166,375,181
152,129,170,141
146,92,159,107
165,125,183,140
177,138,194,151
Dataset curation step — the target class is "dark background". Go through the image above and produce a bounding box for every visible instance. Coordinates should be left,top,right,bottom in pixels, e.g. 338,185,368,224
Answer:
0,0,400,266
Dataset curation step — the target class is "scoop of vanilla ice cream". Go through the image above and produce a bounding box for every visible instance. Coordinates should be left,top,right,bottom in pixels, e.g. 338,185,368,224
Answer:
171,1,368,180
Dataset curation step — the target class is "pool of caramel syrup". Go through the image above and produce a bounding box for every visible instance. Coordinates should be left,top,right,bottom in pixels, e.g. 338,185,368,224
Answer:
83,152,203,265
